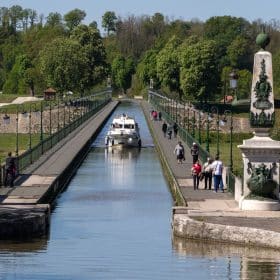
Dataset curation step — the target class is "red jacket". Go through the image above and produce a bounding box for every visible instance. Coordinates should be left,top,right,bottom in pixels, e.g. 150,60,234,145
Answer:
192,163,201,175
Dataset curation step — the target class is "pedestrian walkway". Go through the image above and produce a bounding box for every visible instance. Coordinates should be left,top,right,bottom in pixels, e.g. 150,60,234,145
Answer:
0,101,119,205
141,100,280,234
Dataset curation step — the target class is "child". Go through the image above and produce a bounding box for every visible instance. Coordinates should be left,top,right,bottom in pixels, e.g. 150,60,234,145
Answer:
191,160,201,190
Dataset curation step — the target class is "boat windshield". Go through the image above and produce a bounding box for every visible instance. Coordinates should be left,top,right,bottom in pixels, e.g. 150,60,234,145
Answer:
124,124,134,129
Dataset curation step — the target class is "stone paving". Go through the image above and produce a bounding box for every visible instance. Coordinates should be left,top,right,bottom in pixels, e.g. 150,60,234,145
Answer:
141,100,280,234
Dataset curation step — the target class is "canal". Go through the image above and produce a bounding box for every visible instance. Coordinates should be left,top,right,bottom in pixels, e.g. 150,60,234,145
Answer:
0,100,279,279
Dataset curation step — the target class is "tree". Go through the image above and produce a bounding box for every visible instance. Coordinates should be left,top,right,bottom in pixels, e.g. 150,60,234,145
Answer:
102,11,117,36
39,38,88,93
227,35,253,70
112,55,134,94
63,9,86,32
236,69,252,99
156,36,182,95
70,25,108,92
136,48,160,88
46,12,63,28
273,49,280,98
179,39,220,102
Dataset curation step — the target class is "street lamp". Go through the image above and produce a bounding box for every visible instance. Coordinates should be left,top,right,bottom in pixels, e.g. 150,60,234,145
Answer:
28,103,38,151
229,70,238,102
224,110,233,171
198,111,202,144
15,105,27,156
149,78,154,89
191,109,196,138
211,106,220,156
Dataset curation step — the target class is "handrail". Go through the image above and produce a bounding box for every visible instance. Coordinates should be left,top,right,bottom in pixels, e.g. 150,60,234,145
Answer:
0,89,112,186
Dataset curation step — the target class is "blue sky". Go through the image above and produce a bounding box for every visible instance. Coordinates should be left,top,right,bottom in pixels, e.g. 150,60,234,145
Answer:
3,0,280,33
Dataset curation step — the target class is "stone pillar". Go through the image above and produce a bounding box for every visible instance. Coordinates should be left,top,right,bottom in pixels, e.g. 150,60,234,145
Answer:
238,33,280,211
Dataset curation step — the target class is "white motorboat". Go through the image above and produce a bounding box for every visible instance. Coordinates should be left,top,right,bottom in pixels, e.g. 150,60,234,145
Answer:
105,113,141,147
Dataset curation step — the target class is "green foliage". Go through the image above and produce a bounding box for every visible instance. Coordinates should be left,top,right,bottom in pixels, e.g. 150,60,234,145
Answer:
273,49,280,98
70,25,108,92
227,35,253,69
102,11,117,36
179,39,220,101
112,55,135,94
157,36,182,94
39,37,88,93
136,48,160,89
236,69,252,99
63,9,86,32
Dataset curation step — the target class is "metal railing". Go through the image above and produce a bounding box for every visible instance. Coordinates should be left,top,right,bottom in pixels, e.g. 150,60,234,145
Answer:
0,89,112,186
148,90,238,195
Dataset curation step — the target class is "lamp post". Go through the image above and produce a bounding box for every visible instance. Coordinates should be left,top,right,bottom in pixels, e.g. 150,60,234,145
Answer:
15,105,27,156
211,106,219,156
224,110,233,171
187,107,190,132
198,111,202,144
191,110,196,138
229,70,238,102
28,103,38,151
49,101,52,147
201,104,210,153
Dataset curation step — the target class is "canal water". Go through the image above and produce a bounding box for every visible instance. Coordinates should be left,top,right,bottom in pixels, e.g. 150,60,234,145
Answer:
0,100,280,279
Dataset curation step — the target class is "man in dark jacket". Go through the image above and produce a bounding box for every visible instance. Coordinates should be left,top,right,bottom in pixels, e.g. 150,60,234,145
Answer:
4,152,16,187
190,142,199,164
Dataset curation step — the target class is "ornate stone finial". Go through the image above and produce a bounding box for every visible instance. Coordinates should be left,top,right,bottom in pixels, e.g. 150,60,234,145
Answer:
256,33,270,50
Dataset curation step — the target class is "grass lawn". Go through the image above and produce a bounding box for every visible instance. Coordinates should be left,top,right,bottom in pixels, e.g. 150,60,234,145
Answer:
0,94,22,103
0,133,41,164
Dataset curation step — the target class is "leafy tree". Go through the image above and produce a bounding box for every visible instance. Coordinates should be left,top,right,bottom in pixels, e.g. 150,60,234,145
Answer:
112,55,134,94
273,49,280,98
136,48,160,88
156,36,182,95
63,9,86,32
9,5,23,31
236,69,252,99
102,11,117,36
46,12,63,28
227,35,253,69
179,39,220,102
39,38,88,93
70,25,108,92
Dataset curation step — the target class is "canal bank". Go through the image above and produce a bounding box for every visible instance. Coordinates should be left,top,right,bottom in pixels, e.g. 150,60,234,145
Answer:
0,100,119,238
141,100,280,250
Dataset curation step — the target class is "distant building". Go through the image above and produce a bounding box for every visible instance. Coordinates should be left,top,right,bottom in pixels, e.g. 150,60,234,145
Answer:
44,88,56,100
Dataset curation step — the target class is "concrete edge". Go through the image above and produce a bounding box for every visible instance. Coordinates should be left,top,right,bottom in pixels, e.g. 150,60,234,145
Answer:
172,213,280,250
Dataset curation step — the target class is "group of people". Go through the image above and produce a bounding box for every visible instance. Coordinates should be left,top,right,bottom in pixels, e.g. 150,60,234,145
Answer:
174,141,224,192
162,121,178,139
192,154,224,192
151,110,162,121
152,107,224,193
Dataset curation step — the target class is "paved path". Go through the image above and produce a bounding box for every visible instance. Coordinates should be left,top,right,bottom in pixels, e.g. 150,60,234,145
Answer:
141,100,280,234
0,101,118,205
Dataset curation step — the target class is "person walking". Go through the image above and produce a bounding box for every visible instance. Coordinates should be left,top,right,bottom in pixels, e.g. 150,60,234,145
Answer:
167,124,173,139
173,122,178,138
212,155,224,192
191,160,202,190
4,152,16,187
190,142,199,164
174,141,185,164
158,111,162,121
162,122,167,137
202,157,213,190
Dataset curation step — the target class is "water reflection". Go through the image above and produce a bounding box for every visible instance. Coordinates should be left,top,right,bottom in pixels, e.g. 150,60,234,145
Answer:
0,238,48,253
173,236,280,279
